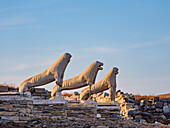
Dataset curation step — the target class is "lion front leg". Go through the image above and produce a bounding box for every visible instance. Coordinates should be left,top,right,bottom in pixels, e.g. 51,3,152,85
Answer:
86,81,93,100
109,86,114,101
53,73,63,87
109,81,116,101
19,82,31,95
87,85,92,100
87,82,93,100
50,84,62,100
108,83,115,101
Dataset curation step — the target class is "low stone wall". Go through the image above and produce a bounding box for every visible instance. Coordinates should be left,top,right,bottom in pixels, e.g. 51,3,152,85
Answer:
66,100,97,121
0,90,120,124
97,103,120,120
0,86,8,92
0,92,33,123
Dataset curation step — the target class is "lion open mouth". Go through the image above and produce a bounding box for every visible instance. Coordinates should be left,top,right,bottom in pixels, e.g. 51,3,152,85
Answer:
98,63,104,70
115,68,119,74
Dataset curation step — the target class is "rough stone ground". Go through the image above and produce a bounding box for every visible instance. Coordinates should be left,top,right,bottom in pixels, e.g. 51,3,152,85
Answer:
0,118,169,128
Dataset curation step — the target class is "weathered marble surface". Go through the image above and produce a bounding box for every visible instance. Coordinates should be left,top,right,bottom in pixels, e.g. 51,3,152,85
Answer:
51,61,103,99
19,53,72,94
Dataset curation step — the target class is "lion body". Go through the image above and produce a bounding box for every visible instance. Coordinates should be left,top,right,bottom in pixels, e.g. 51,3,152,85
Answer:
80,68,118,100
51,61,103,98
19,53,72,93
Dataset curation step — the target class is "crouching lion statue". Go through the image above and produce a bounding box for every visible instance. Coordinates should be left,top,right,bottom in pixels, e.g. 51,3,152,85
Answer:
19,53,72,94
80,67,119,101
51,61,103,99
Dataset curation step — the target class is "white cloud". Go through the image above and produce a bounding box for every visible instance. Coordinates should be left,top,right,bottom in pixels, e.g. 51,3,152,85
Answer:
1,59,53,72
82,46,121,53
0,75,29,86
118,77,170,95
0,3,52,14
80,38,167,54
59,8,86,13
164,36,170,43
0,51,74,73
1,63,38,72
28,46,70,52
0,17,36,27
124,35,170,50
0,8,7,13
126,40,161,49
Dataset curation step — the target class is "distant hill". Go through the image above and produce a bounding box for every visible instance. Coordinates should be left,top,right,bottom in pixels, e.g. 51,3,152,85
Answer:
156,93,170,98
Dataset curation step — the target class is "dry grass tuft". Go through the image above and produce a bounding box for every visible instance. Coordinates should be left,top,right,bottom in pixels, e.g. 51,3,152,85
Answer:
134,93,170,103
62,93,72,97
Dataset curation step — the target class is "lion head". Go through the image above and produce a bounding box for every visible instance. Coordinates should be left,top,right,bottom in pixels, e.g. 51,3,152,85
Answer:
95,61,104,70
113,67,119,75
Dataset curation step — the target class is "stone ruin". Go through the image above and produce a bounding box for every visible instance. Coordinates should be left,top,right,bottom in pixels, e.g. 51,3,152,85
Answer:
0,53,169,127
139,97,170,124
0,85,18,92
0,53,123,127
0,89,120,127
77,90,170,125
63,89,170,125
1,88,170,127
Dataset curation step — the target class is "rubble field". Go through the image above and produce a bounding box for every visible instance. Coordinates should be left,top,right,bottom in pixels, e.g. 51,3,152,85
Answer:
0,118,169,128
0,86,170,127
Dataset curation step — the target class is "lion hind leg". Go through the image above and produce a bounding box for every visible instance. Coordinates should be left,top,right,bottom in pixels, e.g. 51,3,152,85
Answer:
51,84,61,99
87,85,92,100
80,89,90,101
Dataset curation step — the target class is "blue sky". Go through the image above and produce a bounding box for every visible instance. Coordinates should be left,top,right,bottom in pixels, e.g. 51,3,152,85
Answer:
0,0,170,95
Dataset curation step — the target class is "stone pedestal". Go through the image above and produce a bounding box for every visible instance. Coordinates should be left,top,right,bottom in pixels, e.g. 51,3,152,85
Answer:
49,92,67,103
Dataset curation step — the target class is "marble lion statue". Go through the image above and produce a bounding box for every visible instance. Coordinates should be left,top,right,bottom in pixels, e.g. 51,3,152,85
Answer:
80,67,119,101
51,61,103,99
19,53,72,94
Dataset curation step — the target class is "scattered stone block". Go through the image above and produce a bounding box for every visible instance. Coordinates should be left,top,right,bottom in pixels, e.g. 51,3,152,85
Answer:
0,112,18,116
128,110,140,116
0,86,8,92
0,108,5,111
160,98,170,103
1,116,19,121
154,97,160,102
155,102,163,108
156,108,163,113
